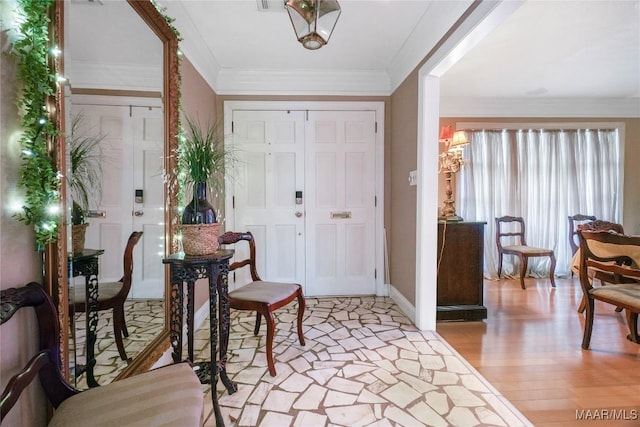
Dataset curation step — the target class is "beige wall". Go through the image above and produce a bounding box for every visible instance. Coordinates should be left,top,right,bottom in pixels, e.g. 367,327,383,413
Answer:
0,30,48,426
388,70,420,303
180,57,219,310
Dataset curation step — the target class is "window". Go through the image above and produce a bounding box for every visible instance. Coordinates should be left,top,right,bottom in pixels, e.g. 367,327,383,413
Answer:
458,127,622,278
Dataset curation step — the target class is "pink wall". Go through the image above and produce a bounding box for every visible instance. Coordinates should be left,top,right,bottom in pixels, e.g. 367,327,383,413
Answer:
180,57,219,310
0,34,49,426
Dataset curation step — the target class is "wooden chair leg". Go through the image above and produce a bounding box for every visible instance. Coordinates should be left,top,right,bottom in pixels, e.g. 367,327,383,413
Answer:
548,254,556,287
582,298,595,350
254,312,262,336
577,296,586,313
264,311,276,376
113,307,129,361
497,254,503,278
296,291,305,346
519,255,528,289
626,310,639,344
121,309,129,338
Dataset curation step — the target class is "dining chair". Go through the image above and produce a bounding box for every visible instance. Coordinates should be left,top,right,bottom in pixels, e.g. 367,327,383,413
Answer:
495,216,556,289
577,230,640,349
73,231,143,361
574,220,626,313
568,214,597,257
218,231,305,376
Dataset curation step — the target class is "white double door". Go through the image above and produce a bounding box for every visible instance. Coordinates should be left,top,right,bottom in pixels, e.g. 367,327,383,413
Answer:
230,108,379,296
71,97,164,299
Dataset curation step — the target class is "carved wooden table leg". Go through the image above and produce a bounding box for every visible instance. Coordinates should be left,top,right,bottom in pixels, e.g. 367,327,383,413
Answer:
217,269,237,394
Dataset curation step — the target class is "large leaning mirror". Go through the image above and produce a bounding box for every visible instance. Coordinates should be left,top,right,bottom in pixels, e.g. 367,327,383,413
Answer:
53,0,179,387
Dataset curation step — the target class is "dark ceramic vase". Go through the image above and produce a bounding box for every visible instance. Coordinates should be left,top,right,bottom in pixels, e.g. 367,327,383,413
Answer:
182,181,216,224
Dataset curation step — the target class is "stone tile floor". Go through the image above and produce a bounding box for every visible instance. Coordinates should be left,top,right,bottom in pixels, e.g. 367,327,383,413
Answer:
76,296,532,426
70,299,164,389
193,297,533,427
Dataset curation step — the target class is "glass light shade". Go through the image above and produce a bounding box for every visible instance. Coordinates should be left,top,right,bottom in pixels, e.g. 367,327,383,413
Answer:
285,0,341,50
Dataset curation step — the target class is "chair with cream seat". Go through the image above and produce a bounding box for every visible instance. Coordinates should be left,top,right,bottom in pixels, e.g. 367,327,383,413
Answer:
495,216,556,289
218,231,306,376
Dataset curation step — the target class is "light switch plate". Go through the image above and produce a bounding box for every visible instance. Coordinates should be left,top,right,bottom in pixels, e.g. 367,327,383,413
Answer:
409,170,417,186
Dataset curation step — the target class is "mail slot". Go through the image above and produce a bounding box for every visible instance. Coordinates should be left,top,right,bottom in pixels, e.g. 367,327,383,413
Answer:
86,210,106,218
330,211,351,219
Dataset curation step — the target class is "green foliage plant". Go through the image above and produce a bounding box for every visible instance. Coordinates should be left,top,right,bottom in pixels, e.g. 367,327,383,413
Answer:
178,115,235,201
10,0,61,248
68,114,104,224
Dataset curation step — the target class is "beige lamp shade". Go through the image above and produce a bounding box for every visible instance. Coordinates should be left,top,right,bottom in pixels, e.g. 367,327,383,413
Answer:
449,131,468,151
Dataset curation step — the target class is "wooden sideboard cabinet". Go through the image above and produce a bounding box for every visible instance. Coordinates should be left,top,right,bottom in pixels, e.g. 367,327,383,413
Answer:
437,221,487,321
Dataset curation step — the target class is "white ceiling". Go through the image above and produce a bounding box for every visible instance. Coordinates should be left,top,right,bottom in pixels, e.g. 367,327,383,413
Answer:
70,0,640,117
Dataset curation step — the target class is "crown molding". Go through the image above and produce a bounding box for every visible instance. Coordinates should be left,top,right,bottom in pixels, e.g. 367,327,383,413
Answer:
214,68,392,96
387,0,473,93
67,61,161,91
158,0,222,91
440,97,640,118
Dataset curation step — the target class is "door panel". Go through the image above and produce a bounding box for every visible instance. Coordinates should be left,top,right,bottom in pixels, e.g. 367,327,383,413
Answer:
71,104,131,284
232,110,305,290
131,107,164,298
71,101,163,299
305,111,377,296
231,109,377,296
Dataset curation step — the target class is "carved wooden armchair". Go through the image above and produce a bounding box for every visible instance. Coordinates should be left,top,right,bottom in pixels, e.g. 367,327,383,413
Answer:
572,221,626,312
577,230,640,349
1,283,203,425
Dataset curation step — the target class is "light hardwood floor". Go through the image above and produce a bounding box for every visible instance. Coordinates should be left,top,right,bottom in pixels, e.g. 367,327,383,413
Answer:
437,277,640,427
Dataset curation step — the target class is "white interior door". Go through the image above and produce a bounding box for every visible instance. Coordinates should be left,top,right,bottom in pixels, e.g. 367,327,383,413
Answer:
305,111,377,296
230,108,378,296
130,106,164,299
71,97,164,299
231,110,305,290
71,103,131,285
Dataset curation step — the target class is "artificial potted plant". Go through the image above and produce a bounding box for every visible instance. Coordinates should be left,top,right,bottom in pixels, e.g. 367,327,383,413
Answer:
178,115,233,255
68,114,104,255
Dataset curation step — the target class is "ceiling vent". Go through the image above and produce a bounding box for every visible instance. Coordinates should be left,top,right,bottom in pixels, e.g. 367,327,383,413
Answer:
257,0,285,12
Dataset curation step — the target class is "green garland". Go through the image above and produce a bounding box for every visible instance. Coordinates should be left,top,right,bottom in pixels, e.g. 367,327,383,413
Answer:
11,0,60,249
151,1,186,211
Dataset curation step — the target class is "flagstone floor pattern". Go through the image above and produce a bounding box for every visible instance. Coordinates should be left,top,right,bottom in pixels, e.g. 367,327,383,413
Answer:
70,299,164,389
77,296,531,426
193,297,533,427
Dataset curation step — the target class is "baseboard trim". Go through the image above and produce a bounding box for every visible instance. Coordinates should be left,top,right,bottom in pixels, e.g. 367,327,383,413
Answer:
389,285,416,325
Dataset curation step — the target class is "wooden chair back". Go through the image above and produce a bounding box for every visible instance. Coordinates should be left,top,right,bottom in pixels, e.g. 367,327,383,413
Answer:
218,231,262,281
568,214,596,255
1,283,79,419
577,229,640,348
495,216,527,249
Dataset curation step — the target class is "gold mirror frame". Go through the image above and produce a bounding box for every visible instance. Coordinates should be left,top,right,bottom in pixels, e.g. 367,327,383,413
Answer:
51,0,179,380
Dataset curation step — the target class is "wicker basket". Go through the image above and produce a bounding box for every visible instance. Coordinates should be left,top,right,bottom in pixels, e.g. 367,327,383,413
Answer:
180,223,220,256
72,223,89,255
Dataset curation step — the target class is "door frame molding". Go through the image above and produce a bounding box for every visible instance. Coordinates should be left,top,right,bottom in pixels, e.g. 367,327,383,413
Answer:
223,100,387,296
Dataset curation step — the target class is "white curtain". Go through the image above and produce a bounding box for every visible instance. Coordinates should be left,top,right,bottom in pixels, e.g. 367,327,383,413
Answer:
458,128,621,279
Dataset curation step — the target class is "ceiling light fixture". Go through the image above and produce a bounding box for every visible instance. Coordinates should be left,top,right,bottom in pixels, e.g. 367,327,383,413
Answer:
285,0,341,50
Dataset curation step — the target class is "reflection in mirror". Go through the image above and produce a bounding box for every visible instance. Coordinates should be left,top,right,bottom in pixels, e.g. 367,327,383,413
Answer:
60,0,175,388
